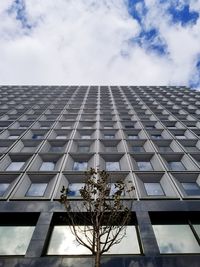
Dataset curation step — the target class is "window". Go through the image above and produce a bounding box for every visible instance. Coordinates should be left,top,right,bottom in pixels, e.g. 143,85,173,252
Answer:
47,225,140,255
0,183,9,196
40,162,55,171
151,135,162,139
78,146,90,152
32,134,43,140
73,162,87,171
8,135,19,140
175,135,186,139
50,146,63,152
56,135,66,140
168,161,185,171
185,146,199,152
159,146,172,152
181,182,200,196
132,146,144,152
106,162,120,171
105,146,117,152
0,226,35,255
108,183,125,196
153,224,200,254
67,183,84,197
104,134,115,139
6,162,24,171
81,135,90,140
144,183,165,196
128,135,138,140
137,161,153,171
26,183,48,197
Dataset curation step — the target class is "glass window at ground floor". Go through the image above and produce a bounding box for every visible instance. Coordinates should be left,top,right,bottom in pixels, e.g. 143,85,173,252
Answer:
0,226,35,255
153,224,200,254
47,225,140,255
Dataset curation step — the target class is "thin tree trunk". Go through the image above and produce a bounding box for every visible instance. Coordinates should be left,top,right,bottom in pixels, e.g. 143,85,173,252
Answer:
94,250,101,267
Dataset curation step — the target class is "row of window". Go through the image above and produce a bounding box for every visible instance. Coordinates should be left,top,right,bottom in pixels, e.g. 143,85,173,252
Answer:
0,213,199,256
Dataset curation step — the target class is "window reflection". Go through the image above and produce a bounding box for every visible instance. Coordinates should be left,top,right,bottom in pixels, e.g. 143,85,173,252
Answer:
106,162,120,171
6,162,24,171
67,183,84,197
181,182,200,196
26,183,48,197
73,162,87,171
0,226,34,255
47,225,140,255
153,224,200,254
0,183,9,196
137,161,153,171
168,161,185,171
40,162,55,171
144,183,165,196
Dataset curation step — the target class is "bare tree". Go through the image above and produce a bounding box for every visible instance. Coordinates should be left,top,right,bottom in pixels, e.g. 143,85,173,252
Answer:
60,168,135,267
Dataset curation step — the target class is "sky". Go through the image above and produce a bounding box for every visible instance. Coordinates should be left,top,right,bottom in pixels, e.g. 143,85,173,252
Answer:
0,0,200,89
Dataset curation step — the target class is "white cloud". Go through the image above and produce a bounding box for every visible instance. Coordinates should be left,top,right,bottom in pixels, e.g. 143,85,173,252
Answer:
0,0,199,87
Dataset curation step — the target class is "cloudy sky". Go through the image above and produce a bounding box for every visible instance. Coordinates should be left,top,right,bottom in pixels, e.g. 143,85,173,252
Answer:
0,0,200,88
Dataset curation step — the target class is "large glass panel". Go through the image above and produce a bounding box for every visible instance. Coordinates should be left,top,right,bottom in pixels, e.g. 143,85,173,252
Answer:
132,146,144,152
144,183,165,196
32,134,43,140
8,135,19,140
128,135,138,140
40,162,55,171
106,162,120,171
0,226,35,255
47,225,140,255
0,183,9,196
56,135,66,140
73,162,87,171
105,146,117,152
181,182,200,196
26,183,48,197
137,161,153,171
153,224,200,254
168,161,186,171
159,146,172,152
67,183,84,197
6,162,24,171
50,146,63,152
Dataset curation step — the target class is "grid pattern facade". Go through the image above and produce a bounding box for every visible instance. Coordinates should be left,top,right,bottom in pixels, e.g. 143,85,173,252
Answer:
0,85,200,267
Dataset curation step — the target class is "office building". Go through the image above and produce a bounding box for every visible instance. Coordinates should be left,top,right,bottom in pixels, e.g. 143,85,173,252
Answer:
0,85,199,267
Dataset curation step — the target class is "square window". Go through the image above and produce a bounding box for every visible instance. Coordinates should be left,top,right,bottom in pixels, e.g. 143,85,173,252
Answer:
137,161,153,171
106,162,120,171
168,161,185,171
0,183,9,196
6,162,24,171
67,183,84,197
181,182,200,196
73,162,87,171
0,226,35,255
26,183,48,197
144,183,165,196
153,224,200,254
40,162,55,171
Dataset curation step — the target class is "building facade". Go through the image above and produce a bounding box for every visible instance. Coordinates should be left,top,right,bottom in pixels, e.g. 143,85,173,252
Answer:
0,85,199,267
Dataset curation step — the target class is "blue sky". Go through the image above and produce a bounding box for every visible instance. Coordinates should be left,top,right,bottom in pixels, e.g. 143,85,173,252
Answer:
0,0,200,88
